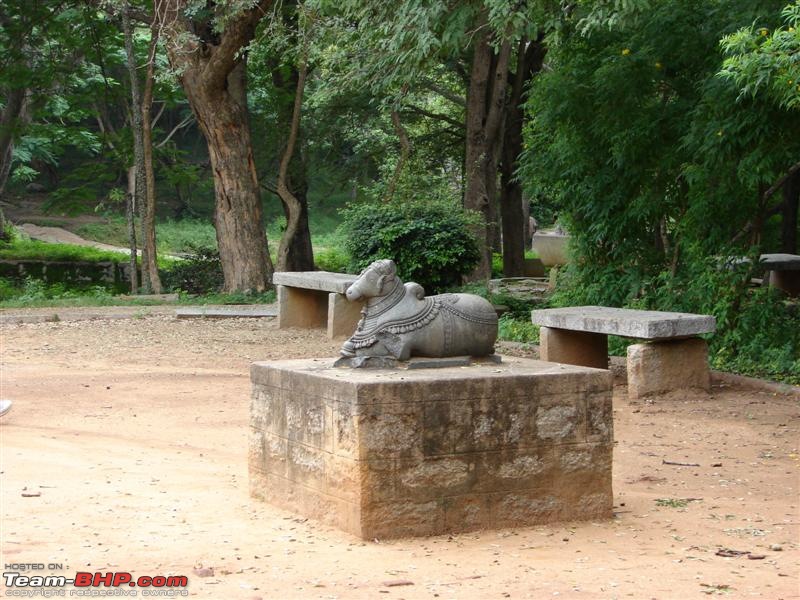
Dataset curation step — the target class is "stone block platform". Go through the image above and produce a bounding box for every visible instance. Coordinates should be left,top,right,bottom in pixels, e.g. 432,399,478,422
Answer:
249,357,613,539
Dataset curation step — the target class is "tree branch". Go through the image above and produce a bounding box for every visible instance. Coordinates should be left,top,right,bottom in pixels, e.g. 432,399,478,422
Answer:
403,105,464,129
384,109,412,203
421,80,466,107
763,159,800,204
202,0,273,90
156,113,195,148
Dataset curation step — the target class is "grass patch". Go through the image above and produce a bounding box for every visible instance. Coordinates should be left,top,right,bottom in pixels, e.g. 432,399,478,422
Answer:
176,290,276,305
0,238,126,263
498,314,539,343
155,218,217,254
0,277,276,308
655,498,702,508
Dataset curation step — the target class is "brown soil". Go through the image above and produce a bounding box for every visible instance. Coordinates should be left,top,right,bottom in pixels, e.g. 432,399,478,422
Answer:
1,311,798,599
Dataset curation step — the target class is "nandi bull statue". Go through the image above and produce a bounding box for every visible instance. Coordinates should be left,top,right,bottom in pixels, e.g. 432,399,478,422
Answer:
339,259,498,362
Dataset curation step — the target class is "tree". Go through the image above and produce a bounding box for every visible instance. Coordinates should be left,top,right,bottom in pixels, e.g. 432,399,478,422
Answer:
719,1,800,253
500,34,546,277
156,0,273,292
321,0,549,279
249,1,315,272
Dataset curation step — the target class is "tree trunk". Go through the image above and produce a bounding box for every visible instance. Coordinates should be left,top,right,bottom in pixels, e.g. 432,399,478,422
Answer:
500,36,546,277
158,0,273,292
122,3,149,293
385,108,412,203
185,62,273,291
0,86,28,239
276,57,314,272
781,170,799,254
140,20,162,293
463,18,511,280
126,166,139,293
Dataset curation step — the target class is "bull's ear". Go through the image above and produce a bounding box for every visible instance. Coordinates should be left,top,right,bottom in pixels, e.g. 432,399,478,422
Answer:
377,275,386,292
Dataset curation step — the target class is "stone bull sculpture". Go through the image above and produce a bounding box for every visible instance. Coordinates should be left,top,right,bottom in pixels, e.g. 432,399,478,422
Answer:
340,259,498,361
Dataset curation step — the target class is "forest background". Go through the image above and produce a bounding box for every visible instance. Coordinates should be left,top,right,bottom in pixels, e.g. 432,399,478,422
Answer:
0,0,798,382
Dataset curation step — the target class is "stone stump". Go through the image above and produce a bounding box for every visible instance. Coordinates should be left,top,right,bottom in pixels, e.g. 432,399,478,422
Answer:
249,357,614,539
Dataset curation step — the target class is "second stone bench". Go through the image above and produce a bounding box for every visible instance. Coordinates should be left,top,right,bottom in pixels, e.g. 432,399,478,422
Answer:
273,271,363,339
531,306,716,400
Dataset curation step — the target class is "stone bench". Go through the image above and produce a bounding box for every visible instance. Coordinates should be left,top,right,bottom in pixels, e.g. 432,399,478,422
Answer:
760,254,800,297
531,306,716,400
272,271,363,339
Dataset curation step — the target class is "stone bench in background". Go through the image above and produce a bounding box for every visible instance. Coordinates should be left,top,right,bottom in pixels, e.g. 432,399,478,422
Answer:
531,306,716,400
759,253,800,297
273,271,363,339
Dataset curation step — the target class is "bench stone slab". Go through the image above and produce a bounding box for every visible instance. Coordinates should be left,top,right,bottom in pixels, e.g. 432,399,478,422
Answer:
759,253,800,270
531,306,715,340
272,271,358,294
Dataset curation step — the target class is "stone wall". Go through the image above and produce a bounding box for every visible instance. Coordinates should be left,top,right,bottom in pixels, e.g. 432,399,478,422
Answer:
249,357,614,539
0,259,134,292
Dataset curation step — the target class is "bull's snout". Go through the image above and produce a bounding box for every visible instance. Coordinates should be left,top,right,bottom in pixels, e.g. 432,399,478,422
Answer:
346,283,362,301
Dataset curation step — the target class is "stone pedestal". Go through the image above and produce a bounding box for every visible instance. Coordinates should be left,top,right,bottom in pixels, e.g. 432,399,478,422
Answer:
539,326,608,370
249,357,613,539
627,338,711,400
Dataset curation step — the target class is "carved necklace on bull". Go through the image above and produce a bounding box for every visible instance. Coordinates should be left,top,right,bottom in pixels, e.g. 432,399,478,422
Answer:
344,263,440,353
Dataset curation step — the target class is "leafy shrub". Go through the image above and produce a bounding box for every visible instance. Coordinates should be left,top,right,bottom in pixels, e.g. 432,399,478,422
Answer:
161,247,224,295
340,199,481,294
156,218,217,254
498,314,540,344
315,247,350,273
0,276,113,304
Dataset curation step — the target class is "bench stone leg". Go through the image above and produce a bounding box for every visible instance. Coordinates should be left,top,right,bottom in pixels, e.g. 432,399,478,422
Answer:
627,338,710,400
539,326,608,369
767,270,800,297
327,292,363,339
277,285,328,329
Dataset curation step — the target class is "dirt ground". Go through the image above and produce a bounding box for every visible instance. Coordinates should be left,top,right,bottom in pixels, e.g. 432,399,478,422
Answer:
1,310,798,599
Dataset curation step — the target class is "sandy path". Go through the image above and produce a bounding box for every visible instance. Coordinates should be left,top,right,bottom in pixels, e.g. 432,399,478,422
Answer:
1,316,798,599
18,223,136,254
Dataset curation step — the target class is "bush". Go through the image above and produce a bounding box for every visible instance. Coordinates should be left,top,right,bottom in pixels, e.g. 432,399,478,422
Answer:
161,247,224,295
340,199,481,294
315,247,350,273
498,314,540,344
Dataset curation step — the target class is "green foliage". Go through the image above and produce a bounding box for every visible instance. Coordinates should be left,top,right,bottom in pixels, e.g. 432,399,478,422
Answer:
0,276,113,304
341,199,481,293
177,290,277,305
160,247,224,295
719,2,800,110
521,0,799,383
655,498,691,508
0,238,126,263
497,314,540,344
314,247,350,273
155,219,218,254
